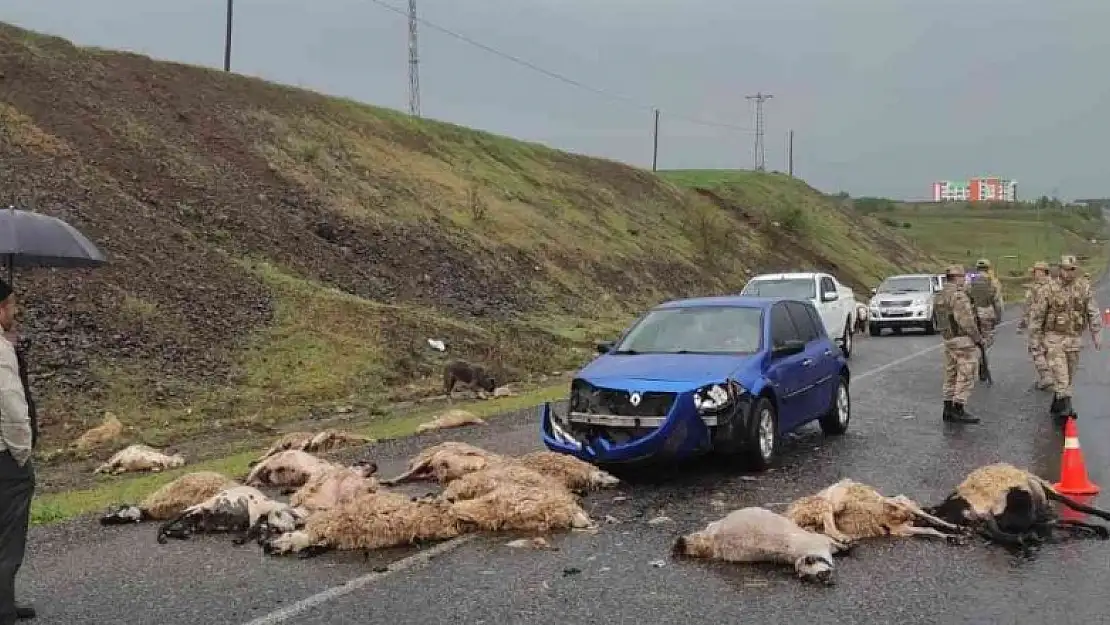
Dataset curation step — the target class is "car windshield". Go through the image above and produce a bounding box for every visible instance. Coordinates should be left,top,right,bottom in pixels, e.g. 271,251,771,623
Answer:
613,306,763,355
740,278,815,299
877,277,932,294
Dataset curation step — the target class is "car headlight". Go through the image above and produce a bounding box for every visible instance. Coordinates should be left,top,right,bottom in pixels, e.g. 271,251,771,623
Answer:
694,382,742,413
911,298,929,307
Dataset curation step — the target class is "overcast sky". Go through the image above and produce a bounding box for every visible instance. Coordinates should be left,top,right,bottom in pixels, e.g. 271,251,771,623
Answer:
4,0,1108,200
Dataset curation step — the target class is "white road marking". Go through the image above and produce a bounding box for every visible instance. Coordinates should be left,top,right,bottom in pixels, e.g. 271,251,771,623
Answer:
239,315,1022,624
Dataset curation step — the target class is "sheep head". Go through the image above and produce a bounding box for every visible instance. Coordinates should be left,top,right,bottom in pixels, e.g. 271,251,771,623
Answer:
794,554,835,586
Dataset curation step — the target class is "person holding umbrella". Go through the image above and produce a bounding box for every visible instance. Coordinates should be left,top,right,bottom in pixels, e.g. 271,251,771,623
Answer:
0,278,35,623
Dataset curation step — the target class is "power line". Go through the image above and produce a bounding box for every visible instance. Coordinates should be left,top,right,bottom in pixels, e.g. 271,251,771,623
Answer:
407,0,420,116
745,92,772,171
364,0,753,133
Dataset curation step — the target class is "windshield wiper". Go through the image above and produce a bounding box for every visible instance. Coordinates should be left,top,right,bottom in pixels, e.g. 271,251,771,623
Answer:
611,349,639,355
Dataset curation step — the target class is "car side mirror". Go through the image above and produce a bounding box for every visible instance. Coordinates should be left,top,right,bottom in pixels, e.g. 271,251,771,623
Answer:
820,290,838,302
596,341,614,355
772,339,806,358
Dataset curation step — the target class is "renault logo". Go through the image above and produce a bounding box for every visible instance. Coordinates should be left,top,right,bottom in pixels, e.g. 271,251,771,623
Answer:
629,392,642,407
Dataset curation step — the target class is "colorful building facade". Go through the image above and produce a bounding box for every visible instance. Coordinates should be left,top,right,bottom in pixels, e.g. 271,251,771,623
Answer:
931,177,1016,203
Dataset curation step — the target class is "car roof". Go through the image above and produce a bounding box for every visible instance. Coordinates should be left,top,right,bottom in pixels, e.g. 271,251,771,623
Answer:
653,295,787,310
882,274,936,279
747,272,820,280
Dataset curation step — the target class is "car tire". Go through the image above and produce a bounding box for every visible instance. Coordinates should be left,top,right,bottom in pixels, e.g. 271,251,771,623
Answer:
869,323,881,337
840,319,853,358
742,396,781,472
923,313,937,335
819,374,850,436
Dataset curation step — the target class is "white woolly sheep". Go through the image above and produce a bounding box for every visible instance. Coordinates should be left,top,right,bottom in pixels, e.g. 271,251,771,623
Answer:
94,444,186,475
785,479,965,544
514,451,620,493
250,429,375,466
380,441,505,486
157,485,307,545
100,471,238,525
449,482,595,534
927,462,1110,550
261,490,462,557
672,506,854,586
289,460,380,513
441,463,566,503
415,409,486,434
244,450,342,491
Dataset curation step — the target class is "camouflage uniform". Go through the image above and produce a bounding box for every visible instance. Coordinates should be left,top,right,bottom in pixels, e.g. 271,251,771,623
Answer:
967,258,1003,349
1027,257,1102,420
933,264,984,423
1018,261,1052,389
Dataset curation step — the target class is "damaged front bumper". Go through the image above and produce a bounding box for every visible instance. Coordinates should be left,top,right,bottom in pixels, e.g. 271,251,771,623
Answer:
539,398,722,465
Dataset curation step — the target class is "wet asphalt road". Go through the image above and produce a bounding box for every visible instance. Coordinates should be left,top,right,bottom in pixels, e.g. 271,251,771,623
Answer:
19,287,1110,625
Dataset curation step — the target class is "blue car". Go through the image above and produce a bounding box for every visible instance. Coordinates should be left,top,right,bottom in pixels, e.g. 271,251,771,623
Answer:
540,295,851,470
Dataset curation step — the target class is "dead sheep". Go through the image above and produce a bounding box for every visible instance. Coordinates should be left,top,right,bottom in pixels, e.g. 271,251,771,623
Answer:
514,451,620,493
261,490,462,557
250,429,376,467
289,461,380,513
157,485,308,545
449,482,595,534
441,463,565,502
672,506,854,586
71,412,125,451
244,450,342,490
926,462,1110,550
415,409,486,434
94,444,186,475
380,441,505,486
784,479,966,544
443,360,497,401
100,471,238,525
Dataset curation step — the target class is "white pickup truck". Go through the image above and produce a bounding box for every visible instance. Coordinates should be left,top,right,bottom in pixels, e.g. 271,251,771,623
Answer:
739,271,858,358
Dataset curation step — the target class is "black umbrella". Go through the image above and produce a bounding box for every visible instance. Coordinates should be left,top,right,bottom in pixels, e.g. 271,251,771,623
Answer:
0,206,107,285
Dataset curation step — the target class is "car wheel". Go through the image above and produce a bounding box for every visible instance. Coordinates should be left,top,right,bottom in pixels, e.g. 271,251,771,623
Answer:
869,323,881,337
923,313,937,335
819,374,850,436
840,320,853,358
742,396,781,472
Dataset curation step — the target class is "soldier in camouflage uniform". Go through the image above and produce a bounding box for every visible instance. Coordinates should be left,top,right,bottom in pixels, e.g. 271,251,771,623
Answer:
967,258,1004,350
933,264,984,424
1027,257,1102,420
1017,261,1053,390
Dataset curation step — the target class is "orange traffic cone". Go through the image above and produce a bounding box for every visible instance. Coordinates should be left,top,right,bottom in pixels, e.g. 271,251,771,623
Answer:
1053,416,1101,496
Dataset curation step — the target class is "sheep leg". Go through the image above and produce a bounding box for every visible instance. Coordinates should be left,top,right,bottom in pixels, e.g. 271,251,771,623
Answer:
1044,488,1110,523
978,517,1035,549
888,496,963,532
380,461,431,486
157,511,197,544
1051,519,1110,540
887,523,967,544
819,511,852,544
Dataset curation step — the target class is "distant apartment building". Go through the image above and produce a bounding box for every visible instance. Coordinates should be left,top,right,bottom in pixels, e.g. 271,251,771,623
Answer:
931,177,1016,203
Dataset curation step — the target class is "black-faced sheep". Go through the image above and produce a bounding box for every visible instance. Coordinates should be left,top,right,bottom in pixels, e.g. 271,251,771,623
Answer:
100,471,238,525
244,450,344,491
261,490,462,557
785,479,966,544
380,441,505,486
672,506,854,586
289,460,380,513
926,463,1110,551
415,409,487,434
157,485,307,545
94,444,186,475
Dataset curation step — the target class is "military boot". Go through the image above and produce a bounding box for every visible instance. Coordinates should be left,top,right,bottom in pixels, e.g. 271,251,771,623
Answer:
1059,396,1076,419
950,402,980,424
1049,396,1065,419
942,400,955,422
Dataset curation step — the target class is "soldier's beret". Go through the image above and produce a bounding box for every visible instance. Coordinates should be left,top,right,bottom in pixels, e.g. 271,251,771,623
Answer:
945,264,966,276
1031,261,1049,271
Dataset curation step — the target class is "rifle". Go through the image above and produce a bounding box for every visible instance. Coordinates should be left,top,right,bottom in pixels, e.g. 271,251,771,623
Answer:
974,313,993,385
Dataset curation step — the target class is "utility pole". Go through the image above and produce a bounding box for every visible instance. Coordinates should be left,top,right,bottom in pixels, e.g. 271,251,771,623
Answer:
745,92,773,171
407,0,421,117
788,129,794,177
651,108,660,172
223,0,234,72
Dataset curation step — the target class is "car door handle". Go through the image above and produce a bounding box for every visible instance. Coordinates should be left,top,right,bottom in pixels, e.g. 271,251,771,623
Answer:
802,358,814,366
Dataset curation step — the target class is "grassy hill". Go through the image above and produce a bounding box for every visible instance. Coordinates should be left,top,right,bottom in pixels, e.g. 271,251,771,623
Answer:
848,198,1109,300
